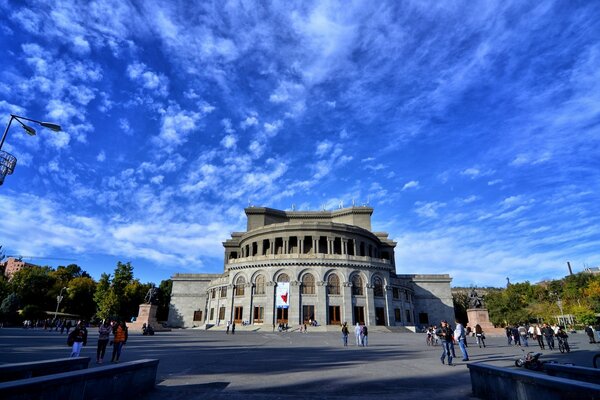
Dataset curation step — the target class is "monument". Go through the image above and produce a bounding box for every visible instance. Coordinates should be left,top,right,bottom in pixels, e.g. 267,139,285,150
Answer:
466,289,503,336
128,287,170,332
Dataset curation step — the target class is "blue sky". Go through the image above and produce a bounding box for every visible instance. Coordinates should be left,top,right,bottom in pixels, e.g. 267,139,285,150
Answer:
0,1,598,287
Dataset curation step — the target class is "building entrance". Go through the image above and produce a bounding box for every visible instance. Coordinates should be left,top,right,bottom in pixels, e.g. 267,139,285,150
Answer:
234,306,243,324
276,308,288,324
328,306,341,325
353,306,365,325
375,307,386,326
303,305,315,324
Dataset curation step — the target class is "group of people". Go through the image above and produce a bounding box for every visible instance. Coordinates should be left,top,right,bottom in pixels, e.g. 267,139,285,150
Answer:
22,318,74,334
435,320,480,366
505,323,570,351
67,319,129,364
340,322,369,347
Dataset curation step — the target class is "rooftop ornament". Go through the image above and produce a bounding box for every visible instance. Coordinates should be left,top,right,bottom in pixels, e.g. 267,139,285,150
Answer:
0,114,62,186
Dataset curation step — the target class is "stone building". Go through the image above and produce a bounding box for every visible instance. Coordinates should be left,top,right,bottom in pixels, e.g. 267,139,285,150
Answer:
1,257,36,280
168,206,454,329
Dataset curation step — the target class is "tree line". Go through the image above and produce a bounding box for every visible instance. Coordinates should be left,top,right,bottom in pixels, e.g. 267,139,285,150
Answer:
0,260,171,324
453,271,600,327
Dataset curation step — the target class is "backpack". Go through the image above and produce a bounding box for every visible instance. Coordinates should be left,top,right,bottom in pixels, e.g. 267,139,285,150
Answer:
67,330,75,346
363,326,368,336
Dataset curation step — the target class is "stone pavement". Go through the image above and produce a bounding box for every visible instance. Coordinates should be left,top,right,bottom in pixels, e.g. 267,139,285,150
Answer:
1,327,598,399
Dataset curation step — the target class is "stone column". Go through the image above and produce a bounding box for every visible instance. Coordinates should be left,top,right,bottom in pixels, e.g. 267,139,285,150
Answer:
327,238,333,254
342,281,353,324
242,283,253,324
289,280,301,325
228,284,235,323
299,236,304,254
342,239,348,255
365,284,376,326
265,281,276,328
269,239,275,255
313,238,318,254
384,285,394,326
257,240,263,256
316,280,327,324
283,238,289,255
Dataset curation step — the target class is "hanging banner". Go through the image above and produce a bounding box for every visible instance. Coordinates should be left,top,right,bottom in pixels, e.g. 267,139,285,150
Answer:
275,282,290,309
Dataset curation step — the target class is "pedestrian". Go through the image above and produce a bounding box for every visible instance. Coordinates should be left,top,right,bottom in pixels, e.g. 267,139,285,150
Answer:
533,324,545,349
505,326,512,345
354,323,362,346
437,320,453,365
475,324,486,348
362,325,368,347
304,322,307,333
447,322,456,357
541,323,555,350
511,326,520,346
111,320,128,363
454,320,469,361
226,321,230,334
96,319,111,364
518,324,528,347
341,322,349,346
68,320,88,358
65,320,72,335
585,325,596,343
232,322,236,334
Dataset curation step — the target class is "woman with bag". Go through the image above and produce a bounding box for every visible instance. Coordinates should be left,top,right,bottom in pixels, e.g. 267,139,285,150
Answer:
111,320,128,363
475,324,486,348
96,320,111,364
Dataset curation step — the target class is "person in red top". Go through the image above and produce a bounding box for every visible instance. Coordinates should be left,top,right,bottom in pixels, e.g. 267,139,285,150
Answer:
111,320,128,363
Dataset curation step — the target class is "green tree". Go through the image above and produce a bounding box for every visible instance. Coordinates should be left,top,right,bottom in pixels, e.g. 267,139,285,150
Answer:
21,304,46,321
122,280,152,320
0,293,20,323
67,277,97,320
10,266,56,311
94,273,115,319
452,291,469,324
156,279,172,321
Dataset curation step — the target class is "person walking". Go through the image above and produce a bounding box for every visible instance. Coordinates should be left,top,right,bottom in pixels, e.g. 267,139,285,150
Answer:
505,326,512,345
111,320,128,363
68,320,88,358
437,320,454,366
475,324,486,348
541,323,555,350
226,321,231,334
585,325,597,343
533,324,545,349
341,322,349,347
231,322,236,334
454,320,469,361
518,324,528,347
354,323,362,346
96,320,111,364
362,325,368,347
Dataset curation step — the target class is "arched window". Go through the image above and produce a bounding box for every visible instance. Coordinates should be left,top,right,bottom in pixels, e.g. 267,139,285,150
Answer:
254,274,265,295
277,273,289,283
327,274,340,295
302,273,315,295
235,276,246,296
352,275,363,296
373,276,384,297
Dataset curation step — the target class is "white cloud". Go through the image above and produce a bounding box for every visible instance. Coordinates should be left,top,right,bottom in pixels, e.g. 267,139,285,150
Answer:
240,115,258,129
153,105,201,152
414,201,445,218
73,35,91,54
127,62,169,96
96,150,106,162
315,140,333,157
401,180,419,191
221,134,237,149
263,120,283,137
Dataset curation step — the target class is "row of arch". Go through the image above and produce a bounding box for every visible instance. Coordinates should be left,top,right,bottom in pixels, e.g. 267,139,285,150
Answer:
219,271,392,298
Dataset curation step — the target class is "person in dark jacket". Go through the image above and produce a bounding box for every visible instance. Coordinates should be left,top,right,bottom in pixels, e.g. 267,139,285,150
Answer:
585,325,596,343
68,320,88,357
96,320,111,364
541,323,555,350
437,320,454,365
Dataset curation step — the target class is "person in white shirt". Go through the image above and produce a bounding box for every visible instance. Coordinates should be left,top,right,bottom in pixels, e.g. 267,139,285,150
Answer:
454,320,469,361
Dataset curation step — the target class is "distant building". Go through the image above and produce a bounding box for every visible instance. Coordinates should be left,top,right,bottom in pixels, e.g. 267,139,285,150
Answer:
1,257,36,280
584,266,600,275
168,206,454,329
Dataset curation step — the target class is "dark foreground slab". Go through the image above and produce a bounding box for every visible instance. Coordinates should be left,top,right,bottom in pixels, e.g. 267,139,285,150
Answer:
0,358,158,400
0,357,90,382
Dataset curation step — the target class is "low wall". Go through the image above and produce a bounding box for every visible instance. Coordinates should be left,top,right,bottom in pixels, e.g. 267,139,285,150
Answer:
0,359,159,400
0,357,90,382
545,363,600,385
468,363,600,400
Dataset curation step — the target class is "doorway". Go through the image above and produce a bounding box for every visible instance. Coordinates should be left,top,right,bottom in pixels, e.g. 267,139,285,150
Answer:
353,306,365,325
375,307,386,326
234,306,243,324
328,306,341,325
276,308,288,324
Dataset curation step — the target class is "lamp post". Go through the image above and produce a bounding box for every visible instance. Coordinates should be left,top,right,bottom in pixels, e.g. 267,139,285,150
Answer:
0,114,62,185
54,287,68,321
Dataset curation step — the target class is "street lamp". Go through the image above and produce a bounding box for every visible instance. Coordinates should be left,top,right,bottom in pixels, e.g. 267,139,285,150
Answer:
54,287,68,321
0,114,62,186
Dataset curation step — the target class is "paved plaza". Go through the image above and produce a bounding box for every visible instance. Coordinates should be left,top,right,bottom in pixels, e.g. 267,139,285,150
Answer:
1,327,599,399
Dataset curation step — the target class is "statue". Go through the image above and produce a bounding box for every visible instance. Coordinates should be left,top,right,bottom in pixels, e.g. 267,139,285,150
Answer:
468,288,484,309
144,287,158,305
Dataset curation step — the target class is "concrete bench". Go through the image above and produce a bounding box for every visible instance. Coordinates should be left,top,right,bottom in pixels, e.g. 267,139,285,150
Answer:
545,363,600,385
468,363,600,400
0,359,159,400
0,357,90,382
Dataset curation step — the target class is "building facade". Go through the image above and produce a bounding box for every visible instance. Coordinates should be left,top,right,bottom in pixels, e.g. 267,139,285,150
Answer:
168,206,454,329
1,257,36,280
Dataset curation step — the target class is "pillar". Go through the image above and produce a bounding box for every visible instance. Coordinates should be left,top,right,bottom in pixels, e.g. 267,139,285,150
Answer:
342,281,353,324
265,281,276,328
316,280,327,324
365,284,376,326
289,280,300,325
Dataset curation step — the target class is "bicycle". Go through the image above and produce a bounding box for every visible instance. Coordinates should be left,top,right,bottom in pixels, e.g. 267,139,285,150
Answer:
557,337,570,353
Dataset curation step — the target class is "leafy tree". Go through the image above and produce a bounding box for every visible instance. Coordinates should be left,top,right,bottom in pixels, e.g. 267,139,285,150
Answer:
66,277,97,320
0,293,20,323
452,291,469,324
583,278,600,312
10,266,56,310
94,273,115,319
122,280,152,320
21,304,46,321
156,279,172,321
